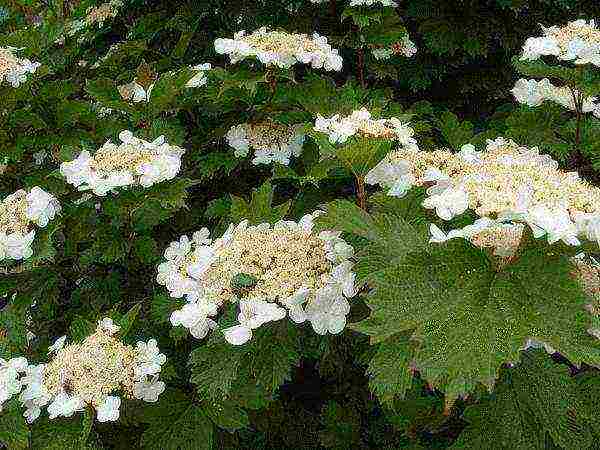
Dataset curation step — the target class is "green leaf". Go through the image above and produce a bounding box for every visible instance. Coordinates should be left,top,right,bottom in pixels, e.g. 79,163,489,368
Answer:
68,317,96,342
117,303,142,338
337,200,599,404
30,415,99,450
248,321,301,394
203,401,249,431
436,110,474,149
139,389,213,450
319,401,361,450
366,333,415,405
230,181,291,225
453,350,595,450
0,399,29,449
189,339,248,401
85,78,132,113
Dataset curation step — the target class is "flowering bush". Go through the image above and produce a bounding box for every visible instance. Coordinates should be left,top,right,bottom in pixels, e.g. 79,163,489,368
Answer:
1,1,600,449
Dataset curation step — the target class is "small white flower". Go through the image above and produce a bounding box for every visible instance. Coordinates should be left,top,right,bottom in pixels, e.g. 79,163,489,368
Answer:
422,187,469,221
98,317,120,335
47,391,85,419
282,287,310,323
223,324,253,346
96,395,121,422
134,339,166,379
48,336,67,354
25,187,61,228
133,378,165,402
306,286,350,335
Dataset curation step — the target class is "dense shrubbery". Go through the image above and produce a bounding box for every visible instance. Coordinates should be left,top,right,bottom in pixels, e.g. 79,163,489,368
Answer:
1,1,600,448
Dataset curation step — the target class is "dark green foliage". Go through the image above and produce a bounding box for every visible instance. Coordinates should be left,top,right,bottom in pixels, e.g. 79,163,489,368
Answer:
1,0,600,449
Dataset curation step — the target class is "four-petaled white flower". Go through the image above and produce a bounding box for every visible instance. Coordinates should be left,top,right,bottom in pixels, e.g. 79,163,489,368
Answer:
306,286,350,335
134,339,167,379
223,298,287,345
133,378,166,403
96,395,121,422
98,317,120,335
47,391,85,419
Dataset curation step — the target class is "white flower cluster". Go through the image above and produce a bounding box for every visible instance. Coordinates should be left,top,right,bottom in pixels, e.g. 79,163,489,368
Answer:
9,318,166,424
349,0,397,7
226,122,305,165
314,107,418,147
67,0,124,36
0,47,40,87
371,35,417,60
185,63,212,88
511,78,600,117
0,357,28,411
60,131,185,196
521,19,600,66
215,27,342,71
367,137,600,249
0,187,61,261
157,212,356,345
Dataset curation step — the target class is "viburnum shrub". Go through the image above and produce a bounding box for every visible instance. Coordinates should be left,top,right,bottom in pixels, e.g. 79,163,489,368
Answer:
1,1,599,449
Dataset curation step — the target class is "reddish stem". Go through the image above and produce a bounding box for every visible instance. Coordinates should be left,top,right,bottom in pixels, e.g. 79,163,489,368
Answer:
357,47,366,88
356,176,366,210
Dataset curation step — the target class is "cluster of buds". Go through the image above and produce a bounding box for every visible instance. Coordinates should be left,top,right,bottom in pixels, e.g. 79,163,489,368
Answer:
511,78,600,117
371,35,417,60
226,121,306,166
521,19,600,67
367,137,600,249
185,63,212,88
60,131,185,196
118,78,154,103
0,187,61,261
215,27,343,71
12,319,166,424
0,47,40,88
314,108,418,147
157,212,356,345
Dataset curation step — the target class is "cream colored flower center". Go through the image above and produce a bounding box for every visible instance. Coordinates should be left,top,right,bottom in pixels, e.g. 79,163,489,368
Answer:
92,144,158,173
243,31,322,56
246,122,299,151
85,3,119,26
0,191,30,235
196,227,332,303
549,22,600,48
43,329,137,407
0,48,21,77
386,144,600,216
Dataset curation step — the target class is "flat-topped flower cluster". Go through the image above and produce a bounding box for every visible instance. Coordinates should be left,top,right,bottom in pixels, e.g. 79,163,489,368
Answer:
226,121,306,165
367,137,600,248
314,108,418,146
157,212,356,345
0,187,61,261
0,47,40,87
2,319,166,424
511,78,600,117
67,0,124,36
60,131,185,196
349,0,398,6
521,19,600,66
215,27,343,71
